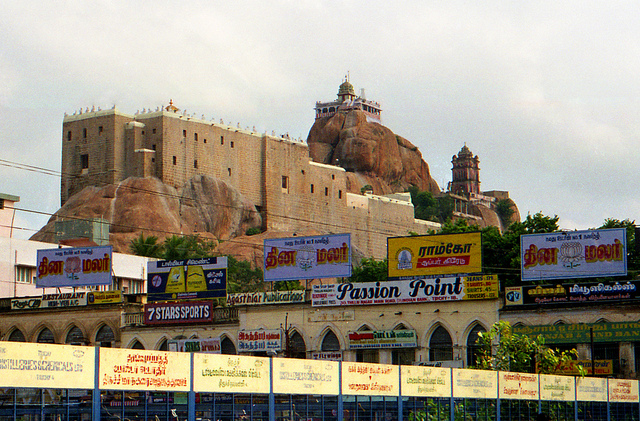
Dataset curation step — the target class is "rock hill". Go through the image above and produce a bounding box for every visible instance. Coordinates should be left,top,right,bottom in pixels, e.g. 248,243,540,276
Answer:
307,109,441,195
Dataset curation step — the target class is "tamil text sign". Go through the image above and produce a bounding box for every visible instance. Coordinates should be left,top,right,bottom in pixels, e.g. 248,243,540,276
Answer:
227,290,305,306
342,362,398,396
505,280,639,307
168,338,220,353
388,232,481,279
193,354,270,393
513,322,640,344
521,228,627,281
312,275,497,307
348,330,417,349
401,366,451,397
273,358,339,395
147,257,227,302
36,246,112,288
238,329,282,353
263,234,351,281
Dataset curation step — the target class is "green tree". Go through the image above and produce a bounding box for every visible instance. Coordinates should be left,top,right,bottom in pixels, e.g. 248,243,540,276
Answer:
495,199,514,226
348,258,388,283
226,255,264,293
439,218,480,233
161,235,215,260
408,186,454,223
129,233,163,257
598,218,639,277
475,321,581,375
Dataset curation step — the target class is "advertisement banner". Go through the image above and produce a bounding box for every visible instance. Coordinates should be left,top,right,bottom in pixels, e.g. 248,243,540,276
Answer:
559,360,613,376
88,290,122,305
311,352,343,361
609,379,639,403
227,290,305,306
263,234,351,281
238,329,282,353
521,228,627,281
452,368,497,399
498,372,539,400
576,377,607,402
144,301,213,325
342,362,398,396
273,358,339,395
147,257,227,302
168,338,220,353
312,275,497,307
11,292,88,310
388,232,482,279
401,366,451,397
505,280,640,307
36,246,113,288
99,348,190,391
514,322,640,344
540,374,575,401
348,330,417,349
193,354,270,393
0,341,94,389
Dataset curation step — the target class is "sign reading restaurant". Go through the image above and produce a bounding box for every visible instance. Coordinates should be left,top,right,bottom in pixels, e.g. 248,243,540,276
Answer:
520,228,627,281
312,275,497,307
388,232,482,279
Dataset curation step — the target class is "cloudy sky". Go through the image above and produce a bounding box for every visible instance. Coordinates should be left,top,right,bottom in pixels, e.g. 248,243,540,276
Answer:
2,1,639,239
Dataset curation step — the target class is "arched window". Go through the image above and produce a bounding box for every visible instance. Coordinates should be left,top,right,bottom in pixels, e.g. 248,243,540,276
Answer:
429,326,453,361
392,324,415,365
288,331,306,359
65,326,85,345
96,325,115,347
158,339,168,351
466,324,486,367
37,328,55,344
356,326,378,363
321,330,340,351
8,329,25,342
221,336,237,355
131,340,145,350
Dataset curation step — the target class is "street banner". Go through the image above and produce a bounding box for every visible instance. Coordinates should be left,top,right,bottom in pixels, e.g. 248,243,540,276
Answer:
521,228,627,281
608,379,639,403
238,329,282,353
312,275,497,307
388,232,482,279
401,366,451,397
576,377,607,402
452,368,497,399
273,358,339,395
505,280,640,307
540,374,576,401
99,347,190,391
193,353,270,393
168,338,220,353
498,372,539,400
263,234,351,281
342,362,398,396
36,246,113,287
0,341,94,389
147,257,227,302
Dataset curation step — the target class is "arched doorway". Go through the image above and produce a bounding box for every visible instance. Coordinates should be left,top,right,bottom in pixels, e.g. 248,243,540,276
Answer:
429,326,453,361
95,325,115,347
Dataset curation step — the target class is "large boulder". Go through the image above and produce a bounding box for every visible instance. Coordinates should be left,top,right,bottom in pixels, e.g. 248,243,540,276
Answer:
30,176,262,253
307,109,440,195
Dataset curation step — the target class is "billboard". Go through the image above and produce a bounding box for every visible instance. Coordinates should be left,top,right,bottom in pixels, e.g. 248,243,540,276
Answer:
144,301,213,325
238,329,282,353
147,257,227,301
36,246,112,288
505,280,640,307
388,232,482,279
263,234,351,281
227,290,305,306
312,275,498,307
521,228,627,281
513,321,640,344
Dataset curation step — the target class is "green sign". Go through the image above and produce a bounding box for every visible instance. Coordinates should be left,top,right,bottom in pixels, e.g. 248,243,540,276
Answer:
513,322,640,344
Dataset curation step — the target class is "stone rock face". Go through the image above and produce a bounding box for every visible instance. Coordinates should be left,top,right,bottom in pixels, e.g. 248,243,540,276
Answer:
30,176,262,253
307,109,440,195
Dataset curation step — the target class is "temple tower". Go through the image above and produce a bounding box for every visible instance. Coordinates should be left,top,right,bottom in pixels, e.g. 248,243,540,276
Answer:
450,145,480,196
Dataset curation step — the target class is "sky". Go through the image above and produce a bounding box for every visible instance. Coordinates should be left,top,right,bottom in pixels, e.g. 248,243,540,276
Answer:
2,1,640,239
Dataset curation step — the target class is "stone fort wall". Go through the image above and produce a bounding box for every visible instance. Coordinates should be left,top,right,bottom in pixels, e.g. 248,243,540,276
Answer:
62,108,439,258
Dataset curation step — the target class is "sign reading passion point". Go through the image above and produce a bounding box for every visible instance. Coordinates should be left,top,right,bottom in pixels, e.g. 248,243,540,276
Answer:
147,257,227,302
312,275,497,307
263,234,351,281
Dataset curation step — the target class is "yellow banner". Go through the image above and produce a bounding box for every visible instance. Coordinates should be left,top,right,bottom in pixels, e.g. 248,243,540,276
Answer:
0,341,94,389
388,232,482,278
193,353,270,393
99,347,190,391
609,379,639,403
540,374,575,401
401,366,451,397
452,368,497,399
559,360,612,376
273,358,339,395
342,362,398,396
576,377,607,402
498,372,539,400
88,290,122,304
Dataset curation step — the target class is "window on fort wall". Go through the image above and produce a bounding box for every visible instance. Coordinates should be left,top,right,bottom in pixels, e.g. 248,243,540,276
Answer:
81,154,89,169
339,190,342,199
183,129,187,137
311,184,314,193
194,133,198,141
152,128,156,134
173,156,177,165
231,141,234,148
221,136,224,145
194,160,198,169
281,176,289,192
67,131,72,141
228,168,232,176
83,128,87,138
98,126,103,134
325,187,329,196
